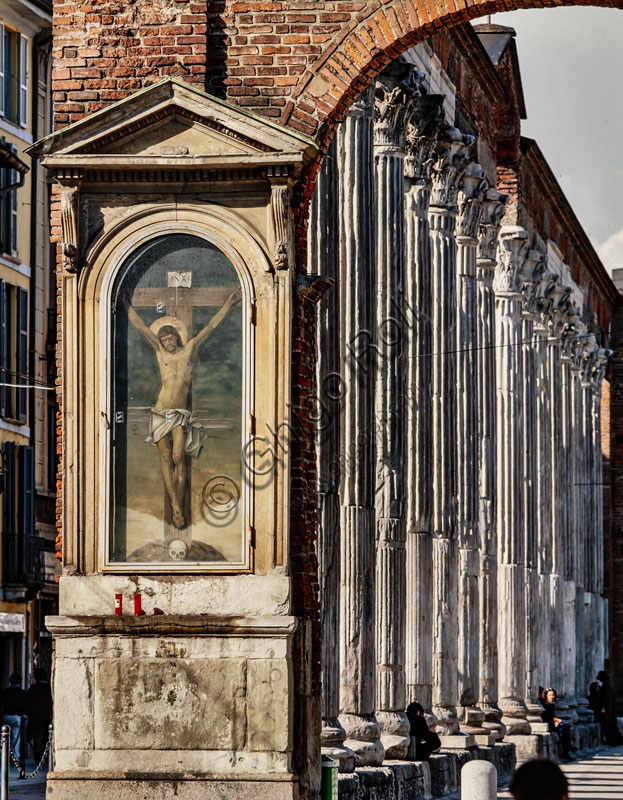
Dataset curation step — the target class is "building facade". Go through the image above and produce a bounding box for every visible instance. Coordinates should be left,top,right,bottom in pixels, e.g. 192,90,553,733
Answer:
40,2,621,799
0,0,57,689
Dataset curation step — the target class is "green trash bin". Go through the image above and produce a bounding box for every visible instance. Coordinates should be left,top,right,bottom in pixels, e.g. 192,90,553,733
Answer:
321,754,338,800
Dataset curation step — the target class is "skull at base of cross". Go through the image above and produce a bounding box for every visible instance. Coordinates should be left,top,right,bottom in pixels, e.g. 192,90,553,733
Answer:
168,539,188,561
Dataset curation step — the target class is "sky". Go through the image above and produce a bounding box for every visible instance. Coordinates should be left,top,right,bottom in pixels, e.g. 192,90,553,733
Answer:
484,7,623,274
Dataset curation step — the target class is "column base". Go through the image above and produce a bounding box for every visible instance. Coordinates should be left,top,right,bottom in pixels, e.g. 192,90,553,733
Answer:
340,713,385,767
481,703,506,742
432,705,460,735
473,732,496,746
439,733,476,750
500,698,531,736
321,717,355,773
376,710,410,759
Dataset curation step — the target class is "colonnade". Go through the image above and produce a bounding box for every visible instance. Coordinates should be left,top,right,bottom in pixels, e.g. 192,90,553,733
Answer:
309,65,609,769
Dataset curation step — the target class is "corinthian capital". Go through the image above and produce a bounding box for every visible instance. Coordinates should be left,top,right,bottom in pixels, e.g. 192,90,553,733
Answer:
561,303,582,360
373,63,423,150
457,162,487,239
430,126,474,208
521,249,548,316
404,94,445,182
580,333,599,385
493,226,529,296
350,86,374,118
477,188,508,263
592,347,612,391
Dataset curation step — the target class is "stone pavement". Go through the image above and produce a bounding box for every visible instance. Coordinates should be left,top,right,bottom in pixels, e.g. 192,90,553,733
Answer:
498,746,623,799
6,759,47,800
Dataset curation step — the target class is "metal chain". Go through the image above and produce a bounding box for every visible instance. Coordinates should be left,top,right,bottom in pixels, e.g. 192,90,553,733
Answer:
8,727,51,779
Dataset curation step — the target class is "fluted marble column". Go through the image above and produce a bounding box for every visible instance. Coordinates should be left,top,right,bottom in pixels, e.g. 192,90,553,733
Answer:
455,162,488,738
495,226,530,736
429,126,471,739
560,306,581,722
476,189,506,742
404,96,444,716
546,284,571,700
533,271,558,693
373,64,421,759
337,88,383,767
310,138,354,770
520,250,547,725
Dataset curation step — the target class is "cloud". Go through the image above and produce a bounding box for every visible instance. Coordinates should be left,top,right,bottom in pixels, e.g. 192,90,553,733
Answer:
597,227,623,275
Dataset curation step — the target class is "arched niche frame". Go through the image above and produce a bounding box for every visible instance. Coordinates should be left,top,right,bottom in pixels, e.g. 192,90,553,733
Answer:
63,203,290,575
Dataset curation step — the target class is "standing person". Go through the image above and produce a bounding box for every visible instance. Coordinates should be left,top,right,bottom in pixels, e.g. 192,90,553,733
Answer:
509,759,569,800
541,688,577,760
587,681,603,729
26,668,52,764
596,670,623,746
406,702,441,760
1,673,27,760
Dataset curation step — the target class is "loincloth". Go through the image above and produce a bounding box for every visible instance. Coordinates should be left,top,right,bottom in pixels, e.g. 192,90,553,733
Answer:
145,408,206,458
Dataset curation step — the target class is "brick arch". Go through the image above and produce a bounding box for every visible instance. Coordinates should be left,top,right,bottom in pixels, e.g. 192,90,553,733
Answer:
276,0,619,144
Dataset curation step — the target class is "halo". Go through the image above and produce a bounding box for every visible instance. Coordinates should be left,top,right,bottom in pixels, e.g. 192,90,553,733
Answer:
149,316,189,346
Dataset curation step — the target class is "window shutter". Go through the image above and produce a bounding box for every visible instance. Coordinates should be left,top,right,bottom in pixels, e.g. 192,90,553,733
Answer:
16,287,27,420
18,34,27,128
0,24,5,118
18,445,34,538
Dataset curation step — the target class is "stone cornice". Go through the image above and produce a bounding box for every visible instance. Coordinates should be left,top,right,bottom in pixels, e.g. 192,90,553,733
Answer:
404,95,445,183
373,63,423,151
477,188,508,264
430,126,473,209
494,226,529,297
457,163,487,240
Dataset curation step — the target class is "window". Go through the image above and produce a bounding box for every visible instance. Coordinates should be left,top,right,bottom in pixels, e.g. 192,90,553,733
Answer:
0,138,18,257
109,234,248,569
0,281,28,422
0,25,27,127
0,279,12,419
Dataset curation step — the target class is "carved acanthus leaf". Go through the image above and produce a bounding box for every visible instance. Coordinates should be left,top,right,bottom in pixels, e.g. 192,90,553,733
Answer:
430,126,474,208
457,162,487,239
404,94,445,182
521,249,548,316
494,226,529,296
477,188,508,264
373,63,424,150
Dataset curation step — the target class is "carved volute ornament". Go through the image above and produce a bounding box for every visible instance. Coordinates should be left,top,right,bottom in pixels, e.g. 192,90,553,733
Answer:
430,126,473,209
270,183,292,270
373,62,423,150
477,188,507,265
404,95,445,182
456,162,487,240
493,226,530,297
59,180,82,274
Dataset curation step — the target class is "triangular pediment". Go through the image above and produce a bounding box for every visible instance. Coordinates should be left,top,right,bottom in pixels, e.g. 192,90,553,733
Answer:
29,78,316,170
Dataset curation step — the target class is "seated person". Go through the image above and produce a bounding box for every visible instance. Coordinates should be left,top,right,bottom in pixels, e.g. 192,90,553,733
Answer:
541,688,577,760
406,701,441,761
509,758,568,800
587,681,603,725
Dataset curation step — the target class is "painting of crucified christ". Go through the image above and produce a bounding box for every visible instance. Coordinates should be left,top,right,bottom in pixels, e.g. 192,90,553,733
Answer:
124,288,241,530
109,234,249,569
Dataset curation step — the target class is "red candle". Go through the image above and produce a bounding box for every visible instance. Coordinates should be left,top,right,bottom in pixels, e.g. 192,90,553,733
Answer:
134,593,142,616
115,593,122,616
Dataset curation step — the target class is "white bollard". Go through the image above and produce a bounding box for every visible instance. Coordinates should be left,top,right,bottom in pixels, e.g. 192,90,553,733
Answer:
461,760,497,800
